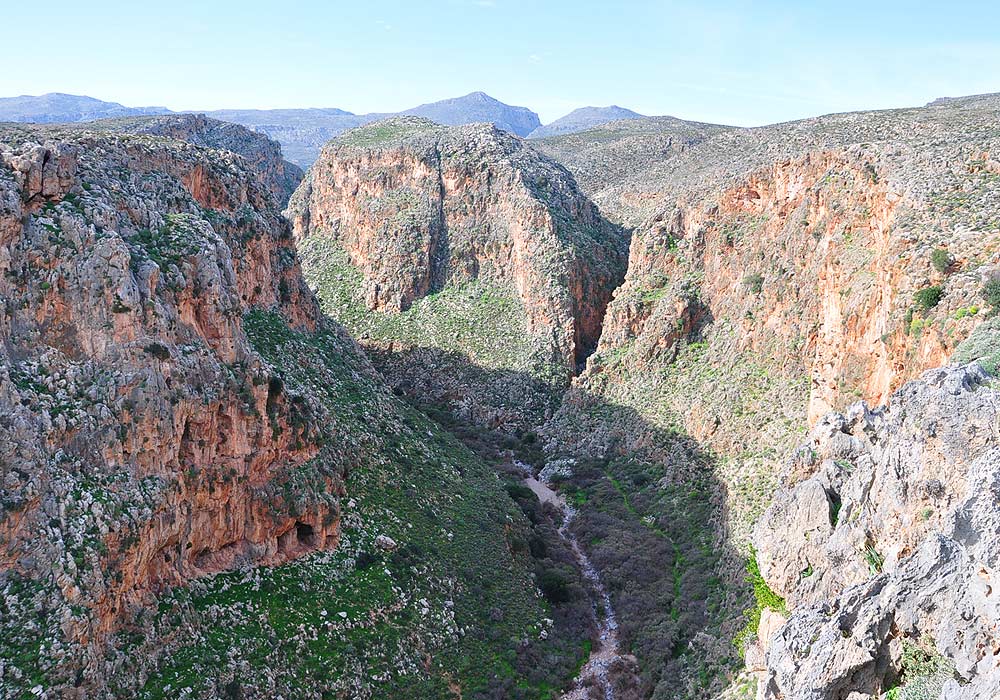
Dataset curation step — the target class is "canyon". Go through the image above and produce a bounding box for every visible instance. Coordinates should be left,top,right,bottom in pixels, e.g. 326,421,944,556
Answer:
1,90,1000,700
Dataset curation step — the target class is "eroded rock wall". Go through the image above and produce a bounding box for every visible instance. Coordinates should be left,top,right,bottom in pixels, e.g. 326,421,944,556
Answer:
0,119,336,676
288,117,628,375
753,363,1000,699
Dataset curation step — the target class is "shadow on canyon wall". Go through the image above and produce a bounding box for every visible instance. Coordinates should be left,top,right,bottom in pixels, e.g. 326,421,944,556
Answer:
372,345,748,700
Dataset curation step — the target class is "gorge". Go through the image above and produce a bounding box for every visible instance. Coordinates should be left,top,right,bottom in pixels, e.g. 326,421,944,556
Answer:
2,89,1000,700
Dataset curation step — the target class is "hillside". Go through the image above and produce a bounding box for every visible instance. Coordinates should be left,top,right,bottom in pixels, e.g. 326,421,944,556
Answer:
534,95,1000,696
285,95,1000,698
0,117,590,699
527,105,644,139
6,85,1000,700
85,113,305,204
532,115,734,225
0,93,170,123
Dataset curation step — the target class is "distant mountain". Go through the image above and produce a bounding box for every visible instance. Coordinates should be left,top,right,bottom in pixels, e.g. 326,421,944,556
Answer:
201,108,370,167
0,93,170,123
204,92,541,167
527,105,644,138
0,91,543,167
400,91,540,136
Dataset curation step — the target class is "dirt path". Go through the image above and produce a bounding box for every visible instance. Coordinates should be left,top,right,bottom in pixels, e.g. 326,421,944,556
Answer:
520,465,622,700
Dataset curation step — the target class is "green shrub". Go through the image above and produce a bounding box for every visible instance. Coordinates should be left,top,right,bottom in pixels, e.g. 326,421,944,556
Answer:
913,286,943,312
537,567,571,604
735,548,787,652
743,273,764,295
930,248,953,274
886,638,956,700
983,279,1000,309
863,544,885,574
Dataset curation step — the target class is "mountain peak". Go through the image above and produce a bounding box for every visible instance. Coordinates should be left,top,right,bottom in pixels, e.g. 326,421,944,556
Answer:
401,92,541,136
528,105,645,138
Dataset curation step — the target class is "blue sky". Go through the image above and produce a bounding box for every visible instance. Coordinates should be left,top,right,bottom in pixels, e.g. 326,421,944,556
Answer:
2,0,999,125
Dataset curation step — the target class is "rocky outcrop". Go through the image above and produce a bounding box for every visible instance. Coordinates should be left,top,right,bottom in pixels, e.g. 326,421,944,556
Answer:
534,96,1000,699
541,98,1000,536
289,117,626,370
752,363,1000,699
0,119,336,689
88,113,304,204
288,118,628,433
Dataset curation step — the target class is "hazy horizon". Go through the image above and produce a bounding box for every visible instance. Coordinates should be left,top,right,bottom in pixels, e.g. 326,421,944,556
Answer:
2,0,1000,126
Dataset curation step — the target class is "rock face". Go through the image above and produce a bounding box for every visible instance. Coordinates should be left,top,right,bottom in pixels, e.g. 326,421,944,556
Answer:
0,118,337,688
87,113,305,205
544,97,1000,529
288,117,628,430
531,96,1000,698
0,116,590,700
752,363,1000,699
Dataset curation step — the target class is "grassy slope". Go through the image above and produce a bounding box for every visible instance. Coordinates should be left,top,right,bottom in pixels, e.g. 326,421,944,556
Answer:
299,236,565,431
539,322,809,698
106,311,578,700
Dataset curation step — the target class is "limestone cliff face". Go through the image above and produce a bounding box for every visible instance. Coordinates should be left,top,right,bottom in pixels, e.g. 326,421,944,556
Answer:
288,117,628,375
751,363,1000,699
545,100,1000,491
532,100,1000,698
601,145,997,426
0,119,336,665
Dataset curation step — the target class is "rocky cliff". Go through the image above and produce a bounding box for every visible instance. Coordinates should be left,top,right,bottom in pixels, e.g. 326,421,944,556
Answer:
288,117,628,431
530,97,1000,698
752,363,1000,699
0,117,335,683
548,96,1000,534
0,118,581,699
88,113,305,204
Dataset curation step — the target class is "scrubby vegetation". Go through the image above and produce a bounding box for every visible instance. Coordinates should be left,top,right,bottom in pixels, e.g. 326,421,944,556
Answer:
913,285,944,311
734,550,787,653
299,236,566,432
884,638,957,700
930,248,953,274
106,310,585,699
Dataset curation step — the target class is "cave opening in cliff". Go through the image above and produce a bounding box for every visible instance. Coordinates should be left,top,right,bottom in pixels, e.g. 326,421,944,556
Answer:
295,521,316,547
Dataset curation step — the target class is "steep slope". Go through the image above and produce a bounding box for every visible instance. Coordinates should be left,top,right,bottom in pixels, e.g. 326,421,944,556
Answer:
527,105,644,139
550,95,1000,503
0,119,585,699
287,117,628,432
401,91,541,136
532,115,733,225
0,93,170,123
528,97,1000,698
